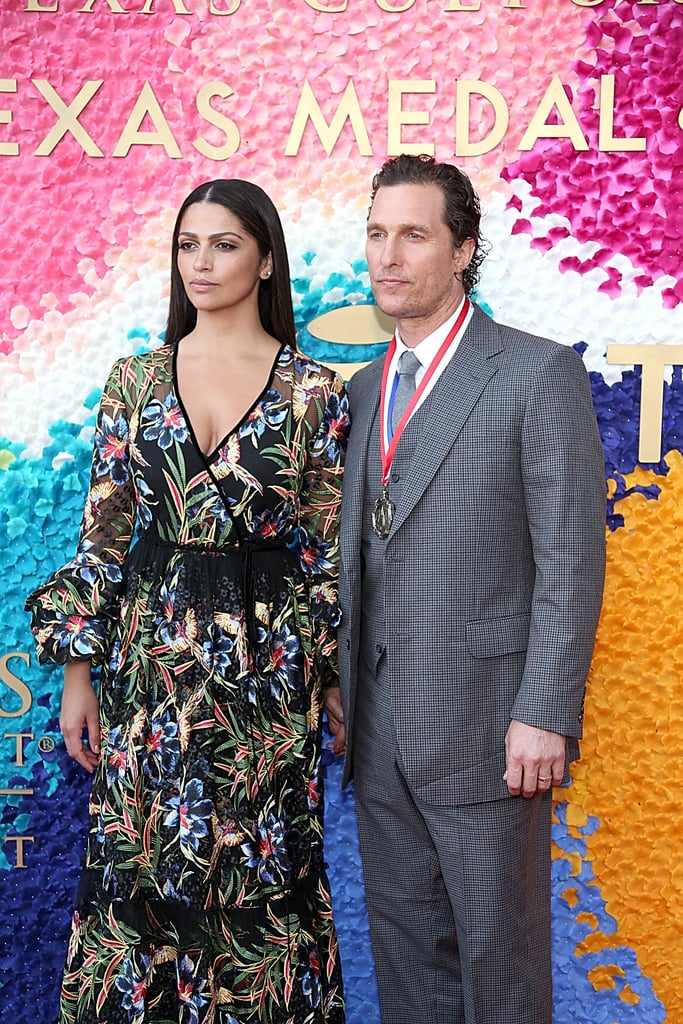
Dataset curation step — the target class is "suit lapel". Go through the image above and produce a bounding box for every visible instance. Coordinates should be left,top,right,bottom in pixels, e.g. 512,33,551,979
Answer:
390,305,504,537
342,357,383,553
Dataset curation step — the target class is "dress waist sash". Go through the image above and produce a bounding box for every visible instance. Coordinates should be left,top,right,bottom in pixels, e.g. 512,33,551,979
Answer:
135,530,293,653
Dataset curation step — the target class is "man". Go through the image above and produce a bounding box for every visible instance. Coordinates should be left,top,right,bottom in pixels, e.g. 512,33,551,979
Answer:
324,154,606,1024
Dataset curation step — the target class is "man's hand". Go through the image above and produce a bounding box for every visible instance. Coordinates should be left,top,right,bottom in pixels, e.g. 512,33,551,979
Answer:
323,686,346,756
61,660,101,773
503,719,565,798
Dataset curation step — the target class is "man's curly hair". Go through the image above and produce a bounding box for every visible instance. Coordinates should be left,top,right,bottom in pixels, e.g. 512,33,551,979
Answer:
370,154,488,297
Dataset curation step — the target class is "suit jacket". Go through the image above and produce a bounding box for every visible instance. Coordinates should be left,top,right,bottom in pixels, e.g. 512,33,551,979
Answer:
337,303,606,805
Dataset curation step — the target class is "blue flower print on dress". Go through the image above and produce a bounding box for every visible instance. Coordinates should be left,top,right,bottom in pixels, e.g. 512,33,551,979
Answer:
94,412,130,485
94,811,106,852
106,725,128,786
143,711,181,785
158,608,199,653
240,388,287,442
252,504,294,542
186,493,233,535
176,954,209,1024
206,493,232,528
310,389,349,464
73,550,123,588
135,475,156,530
297,528,334,575
161,877,189,903
102,859,117,895
164,778,213,855
268,624,302,697
296,942,322,1009
107,637,123,674
200,622,234,675
310,580,340,627
241,812,291,884
51,611,102,657
115,952,150,1017
141,391,189,450
155,579,199,653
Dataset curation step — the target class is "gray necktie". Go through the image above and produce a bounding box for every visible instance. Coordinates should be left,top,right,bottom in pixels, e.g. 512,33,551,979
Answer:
391,350,421,433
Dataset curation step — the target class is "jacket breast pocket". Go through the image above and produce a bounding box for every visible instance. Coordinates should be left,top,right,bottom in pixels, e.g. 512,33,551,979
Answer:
465,614,530,658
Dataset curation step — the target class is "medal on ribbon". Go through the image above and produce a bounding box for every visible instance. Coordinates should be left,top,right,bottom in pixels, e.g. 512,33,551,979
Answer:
373,297,470,540
372,485,395,539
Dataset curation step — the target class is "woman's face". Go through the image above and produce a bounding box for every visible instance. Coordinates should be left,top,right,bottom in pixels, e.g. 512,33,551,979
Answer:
176,201,272,315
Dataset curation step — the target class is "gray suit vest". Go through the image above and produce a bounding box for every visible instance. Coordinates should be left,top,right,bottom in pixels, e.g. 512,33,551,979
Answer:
360,399,432,675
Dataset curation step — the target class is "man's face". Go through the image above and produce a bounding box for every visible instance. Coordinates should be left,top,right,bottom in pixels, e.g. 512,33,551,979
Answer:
365,182,473,338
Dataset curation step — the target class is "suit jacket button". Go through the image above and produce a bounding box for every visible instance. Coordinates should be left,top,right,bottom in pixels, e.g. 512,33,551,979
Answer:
391,472,400,482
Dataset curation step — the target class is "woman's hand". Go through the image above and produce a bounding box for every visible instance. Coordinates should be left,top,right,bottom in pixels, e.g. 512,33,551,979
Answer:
61,660,101,773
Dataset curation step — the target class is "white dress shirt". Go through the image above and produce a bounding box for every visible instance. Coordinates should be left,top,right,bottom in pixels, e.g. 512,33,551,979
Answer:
382,297,473,442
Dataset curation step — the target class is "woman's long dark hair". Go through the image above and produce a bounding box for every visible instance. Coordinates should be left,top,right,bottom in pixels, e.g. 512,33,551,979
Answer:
165,179,296,349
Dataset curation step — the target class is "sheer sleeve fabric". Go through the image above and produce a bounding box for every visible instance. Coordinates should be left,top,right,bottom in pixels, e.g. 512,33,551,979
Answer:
25,359,136,665
296,369,350,690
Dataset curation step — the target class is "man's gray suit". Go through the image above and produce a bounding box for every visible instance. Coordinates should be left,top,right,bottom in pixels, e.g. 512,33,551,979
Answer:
337,303,606,1022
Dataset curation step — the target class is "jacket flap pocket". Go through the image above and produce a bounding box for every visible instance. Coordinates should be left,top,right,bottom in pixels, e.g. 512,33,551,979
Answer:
466,614,530,658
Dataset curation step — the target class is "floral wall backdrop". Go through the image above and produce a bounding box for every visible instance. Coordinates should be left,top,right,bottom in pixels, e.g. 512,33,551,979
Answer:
1,1,682,1022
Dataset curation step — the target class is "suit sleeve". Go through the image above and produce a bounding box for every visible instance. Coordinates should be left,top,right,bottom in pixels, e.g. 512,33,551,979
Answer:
511,343,606,737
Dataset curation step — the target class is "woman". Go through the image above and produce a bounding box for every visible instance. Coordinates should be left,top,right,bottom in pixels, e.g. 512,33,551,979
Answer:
26,179,348,1024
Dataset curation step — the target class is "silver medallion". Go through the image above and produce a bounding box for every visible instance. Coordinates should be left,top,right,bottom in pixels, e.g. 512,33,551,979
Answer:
372,486,395,539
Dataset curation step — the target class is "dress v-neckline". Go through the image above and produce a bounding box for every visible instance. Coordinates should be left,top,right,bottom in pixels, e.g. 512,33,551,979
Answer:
172,342,286,462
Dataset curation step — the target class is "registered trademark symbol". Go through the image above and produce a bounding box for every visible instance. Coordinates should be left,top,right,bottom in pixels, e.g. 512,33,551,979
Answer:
37,736,56,754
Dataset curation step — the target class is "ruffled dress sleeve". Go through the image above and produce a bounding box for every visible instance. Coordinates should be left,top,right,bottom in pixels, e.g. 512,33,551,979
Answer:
25,358,136,665
297,369,350,690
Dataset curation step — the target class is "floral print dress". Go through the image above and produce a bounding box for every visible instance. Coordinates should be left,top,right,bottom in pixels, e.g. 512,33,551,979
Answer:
25,343,349,1024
